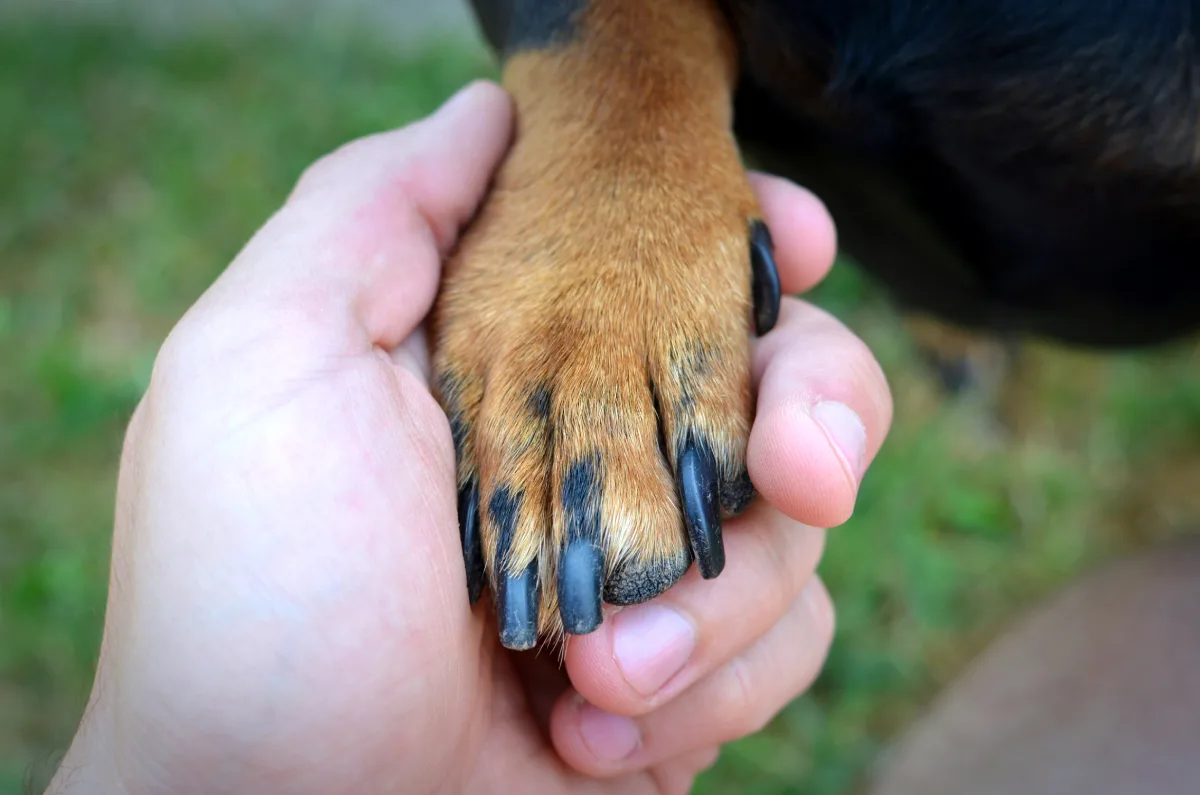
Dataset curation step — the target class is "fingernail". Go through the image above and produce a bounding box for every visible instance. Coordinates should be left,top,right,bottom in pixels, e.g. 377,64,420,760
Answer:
579,701,641,763
811,400,866,482
613,604,696,696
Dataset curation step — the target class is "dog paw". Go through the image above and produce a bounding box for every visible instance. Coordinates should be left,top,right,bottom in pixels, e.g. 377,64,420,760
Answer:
432,101,779,649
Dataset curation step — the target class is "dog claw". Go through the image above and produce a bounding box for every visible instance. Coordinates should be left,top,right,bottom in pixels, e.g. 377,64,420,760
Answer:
677,439,725,579
498,561,540,650
558,538,604,635
489,487,539,649
750,221,780,335
458,482,485,605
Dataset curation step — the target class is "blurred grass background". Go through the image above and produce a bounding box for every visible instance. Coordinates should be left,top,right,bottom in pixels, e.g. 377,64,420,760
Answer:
3,7,1199,794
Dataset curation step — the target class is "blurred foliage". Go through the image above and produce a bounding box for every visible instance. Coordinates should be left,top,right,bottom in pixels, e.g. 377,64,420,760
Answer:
2,18,1198,795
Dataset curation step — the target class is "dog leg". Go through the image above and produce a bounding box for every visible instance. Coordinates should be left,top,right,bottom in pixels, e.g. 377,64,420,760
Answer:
434,0,778,649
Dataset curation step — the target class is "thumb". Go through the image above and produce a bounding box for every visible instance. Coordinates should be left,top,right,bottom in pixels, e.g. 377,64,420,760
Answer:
197,80,514,350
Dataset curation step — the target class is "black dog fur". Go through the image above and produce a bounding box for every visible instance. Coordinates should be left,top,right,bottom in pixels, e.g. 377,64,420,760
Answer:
475,0,1200,348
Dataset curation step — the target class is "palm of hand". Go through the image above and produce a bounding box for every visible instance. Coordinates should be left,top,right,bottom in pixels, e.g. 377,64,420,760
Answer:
119,314,685,793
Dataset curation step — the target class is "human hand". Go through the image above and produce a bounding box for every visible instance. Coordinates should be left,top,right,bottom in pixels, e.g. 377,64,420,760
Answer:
49,81,891,795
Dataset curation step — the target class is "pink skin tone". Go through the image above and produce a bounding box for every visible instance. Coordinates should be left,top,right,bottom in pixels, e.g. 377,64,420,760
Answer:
48,81,891,795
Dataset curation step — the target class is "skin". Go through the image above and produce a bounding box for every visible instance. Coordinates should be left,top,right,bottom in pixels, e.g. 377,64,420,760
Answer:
46,81,892,795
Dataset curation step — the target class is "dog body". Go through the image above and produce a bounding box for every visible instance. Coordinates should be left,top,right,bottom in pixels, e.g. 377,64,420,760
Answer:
478,0,1200,346
442,0,1200,647
726,0,1200,347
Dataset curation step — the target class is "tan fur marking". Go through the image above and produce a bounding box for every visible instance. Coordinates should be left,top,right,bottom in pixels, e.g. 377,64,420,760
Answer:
433,0,760,642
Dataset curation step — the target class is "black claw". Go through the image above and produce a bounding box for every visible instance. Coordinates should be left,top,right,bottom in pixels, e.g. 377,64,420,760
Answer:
559,457,605,635
677,439,725,579
605,551,692,606
457,481,485,605
490,487,539,650
750,220,781,336
558,539,603,634
497,561,540,650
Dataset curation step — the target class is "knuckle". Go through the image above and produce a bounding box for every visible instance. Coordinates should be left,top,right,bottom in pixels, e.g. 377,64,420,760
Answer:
149,304,300,401
804,578,837,647
779,518,824,597
293,146,347,197
293,134,383,196
151,310,241,385
149,315,207,391
714,657,772,737
759,522,800,612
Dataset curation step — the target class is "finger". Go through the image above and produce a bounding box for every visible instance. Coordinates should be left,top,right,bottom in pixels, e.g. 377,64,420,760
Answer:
509,642,573,733
641,747,722,795
552,578,834,777
748,172,837,296
670,746,721,775
563,500,824,715
191,80,514,350
749,297,893,527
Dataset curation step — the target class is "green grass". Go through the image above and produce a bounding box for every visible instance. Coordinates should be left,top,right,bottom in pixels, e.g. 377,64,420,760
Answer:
3,19,1199,795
